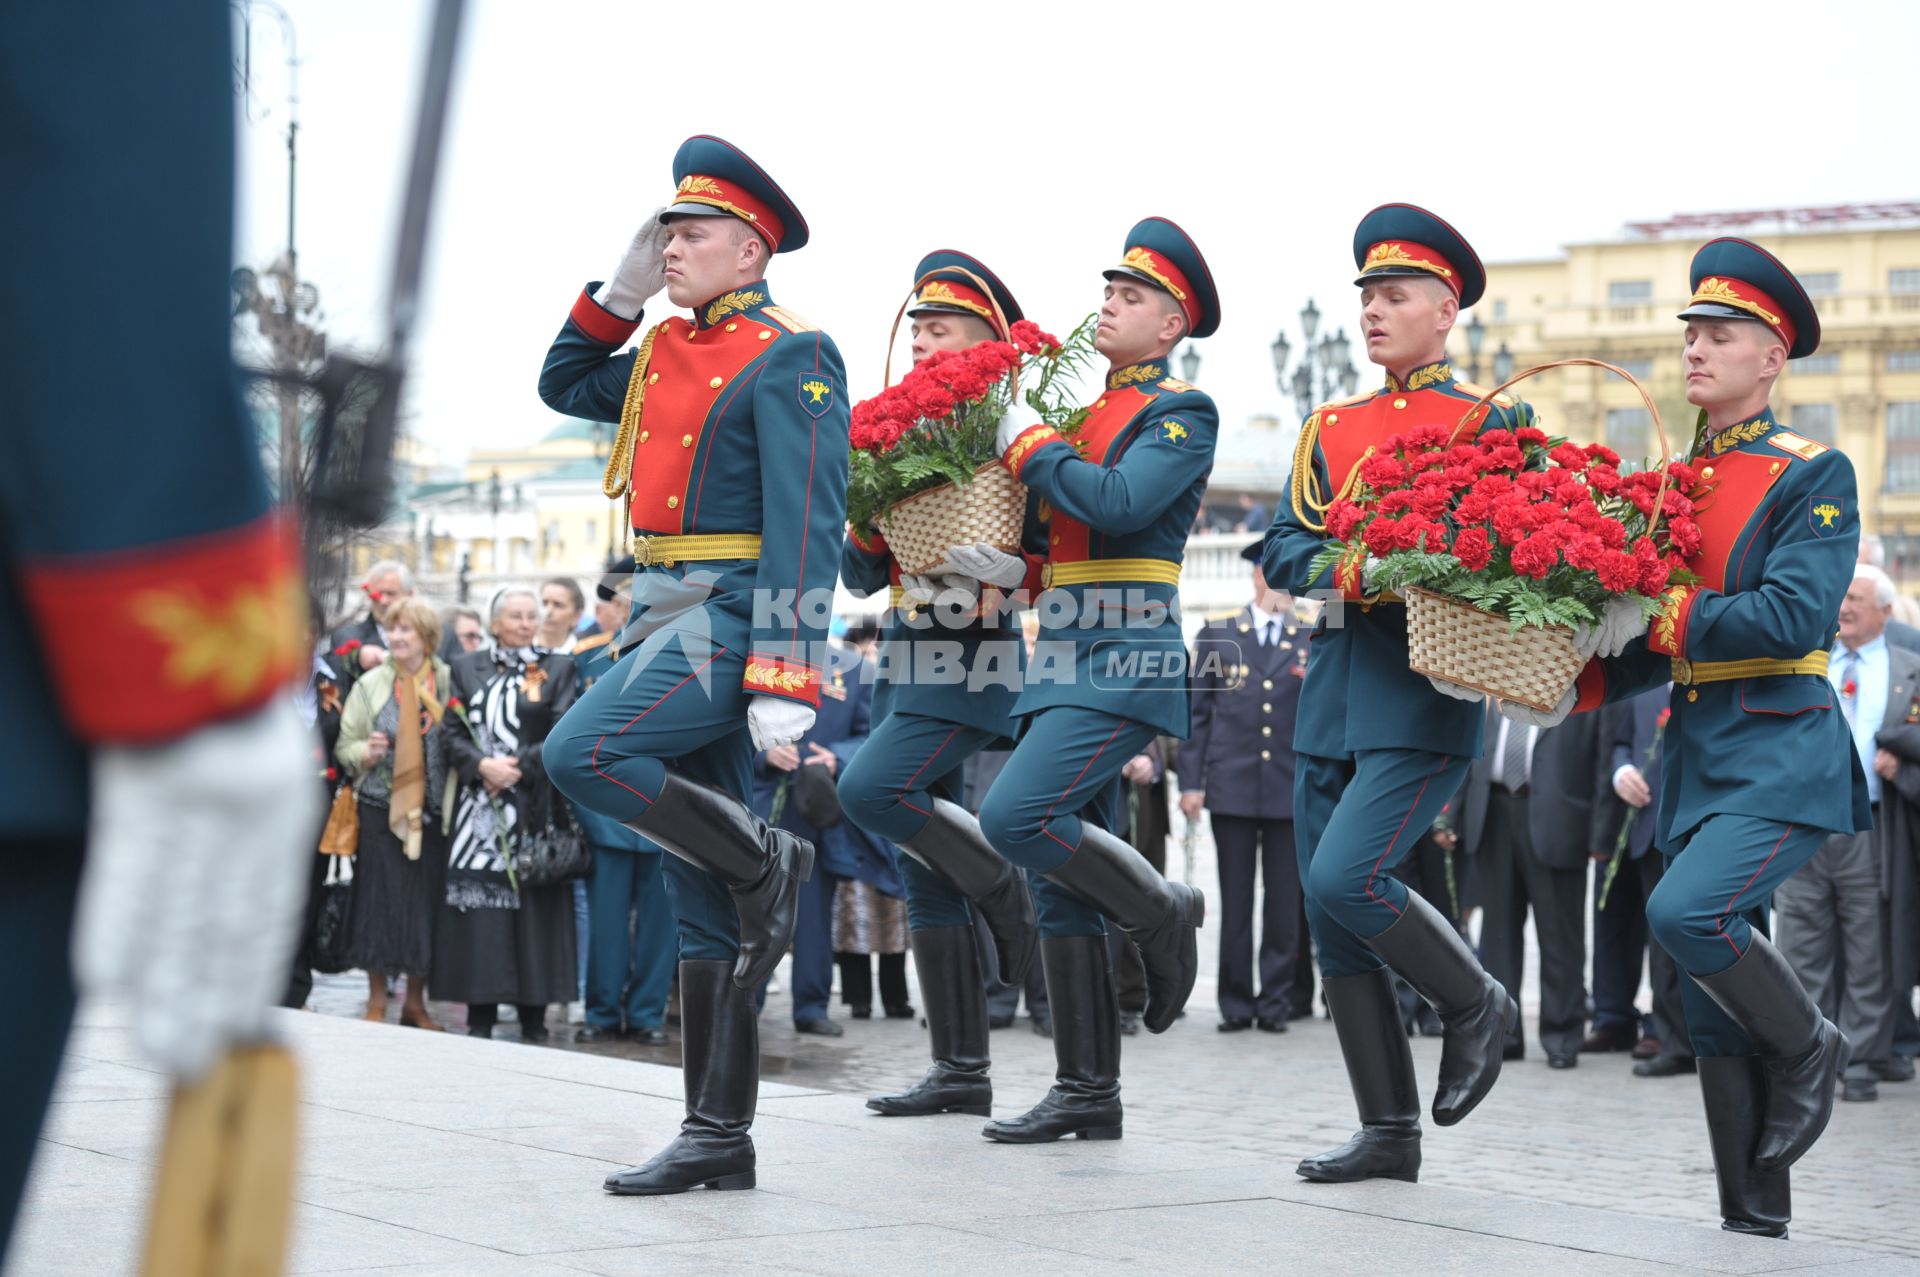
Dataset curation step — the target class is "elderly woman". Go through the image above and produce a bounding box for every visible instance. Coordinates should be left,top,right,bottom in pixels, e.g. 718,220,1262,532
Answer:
434,587,581,1041
336,597,456,1029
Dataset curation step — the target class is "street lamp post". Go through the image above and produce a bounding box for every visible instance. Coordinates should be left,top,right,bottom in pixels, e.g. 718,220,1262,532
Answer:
488,468,503,574
1464,312,1486,383
1492,339,1514,386
1272,298,1358,421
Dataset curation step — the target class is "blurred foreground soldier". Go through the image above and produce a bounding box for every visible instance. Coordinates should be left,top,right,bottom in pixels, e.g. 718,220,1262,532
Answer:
0,0,317,1264
538,135,848,1195
1561,238,1866,1237
1264,204,1525,1184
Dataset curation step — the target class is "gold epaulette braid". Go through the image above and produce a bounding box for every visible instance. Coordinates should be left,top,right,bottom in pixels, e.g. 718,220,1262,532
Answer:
1289,412,1327,532
604,322,666,505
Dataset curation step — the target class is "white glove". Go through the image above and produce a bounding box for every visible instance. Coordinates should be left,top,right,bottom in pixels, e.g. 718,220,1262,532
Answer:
1363,555,1386,593
74,700,322,1082
748,695,815,751
594,207,671,319
932,574,983,607
1427,676,1486,703
1572,595,1650,661
1497,684,1578,730
942,543,1026,589
994,411,1028,457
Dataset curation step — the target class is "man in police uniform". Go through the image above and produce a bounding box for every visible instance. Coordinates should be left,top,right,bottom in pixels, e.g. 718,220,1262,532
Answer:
1544,239,1866,1237
971,218,1218,1143
838,250,1044,1117
1181,542,1309,1031
537,135,849,1196
570,559,675,1047
1264,205,1527,1185
1,0,317,1259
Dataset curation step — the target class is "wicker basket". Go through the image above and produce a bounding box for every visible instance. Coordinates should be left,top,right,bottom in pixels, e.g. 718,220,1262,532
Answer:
1404,587,1587,711
878,462,1029,575
1396,357,1676,711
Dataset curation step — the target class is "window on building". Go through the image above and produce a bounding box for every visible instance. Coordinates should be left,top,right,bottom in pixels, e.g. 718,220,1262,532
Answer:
1607,280,1653,304
1889,402,1920,492
1606,407,1653,462
1798,272,1840,297
1889,349,1920,373
1892,269,1920,294
1492,299,1508,322
1792,403,1837,445
1613,358,1653,380
1792,352,1839,375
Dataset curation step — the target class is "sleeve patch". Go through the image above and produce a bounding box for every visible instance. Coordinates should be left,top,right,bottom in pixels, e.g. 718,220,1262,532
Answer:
1161,418,1191,446
798,372,836,418
1809,495,1847,537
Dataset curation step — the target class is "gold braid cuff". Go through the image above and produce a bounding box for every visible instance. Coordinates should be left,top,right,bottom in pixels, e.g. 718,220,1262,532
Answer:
605,322,665,503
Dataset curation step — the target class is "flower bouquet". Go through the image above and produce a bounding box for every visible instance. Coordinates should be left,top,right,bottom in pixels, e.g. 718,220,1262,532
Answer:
1311,360,1701,710
847,316,1096,575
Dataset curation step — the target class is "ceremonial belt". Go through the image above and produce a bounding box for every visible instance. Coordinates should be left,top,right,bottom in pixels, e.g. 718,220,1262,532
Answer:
1040,558,1182,589
1672,651,1829,685
632,533,762,568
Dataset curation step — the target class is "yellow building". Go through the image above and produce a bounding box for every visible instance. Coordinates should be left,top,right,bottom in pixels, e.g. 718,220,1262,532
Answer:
1473,205,1920,563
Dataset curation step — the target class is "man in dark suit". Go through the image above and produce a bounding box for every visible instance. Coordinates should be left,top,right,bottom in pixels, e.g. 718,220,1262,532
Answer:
1460,703,1602,1067
328,560,416,693
1776,565,1920,1102
753,638,896,1036
1590,688,1695,1076
1180,544,1308,1031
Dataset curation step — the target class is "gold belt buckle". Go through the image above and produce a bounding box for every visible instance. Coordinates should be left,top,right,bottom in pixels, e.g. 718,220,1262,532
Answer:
634,536,677,569
1040,562,1055,589
1672,657,1693,685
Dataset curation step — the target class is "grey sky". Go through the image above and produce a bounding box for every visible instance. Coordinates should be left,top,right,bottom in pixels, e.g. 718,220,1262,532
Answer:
234,0,1919,463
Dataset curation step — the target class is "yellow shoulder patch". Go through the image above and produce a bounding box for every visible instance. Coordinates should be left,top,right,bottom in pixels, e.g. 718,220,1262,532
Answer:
1204,606,1248,622
574,632,613,654
1158,377,1196,393
1768,431,1828,462
760,305,817,334
1320,390,1373,412
1450,381,1515,408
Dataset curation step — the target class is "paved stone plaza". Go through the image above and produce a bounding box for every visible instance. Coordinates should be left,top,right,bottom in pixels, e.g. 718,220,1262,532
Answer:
13,963,1920,1276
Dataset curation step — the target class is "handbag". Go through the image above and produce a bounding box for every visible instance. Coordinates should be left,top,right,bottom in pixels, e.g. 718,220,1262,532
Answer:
317,783,358,856
516,782,593,886
305,854,355,975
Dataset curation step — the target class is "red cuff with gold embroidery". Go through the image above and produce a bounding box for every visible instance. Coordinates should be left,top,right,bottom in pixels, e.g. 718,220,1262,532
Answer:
1002,424,1069,479
1333,548,1368,602
847,525,888,555
1646,585,1696,658
570,285,642,346
744,652,822,707
1572,660,1607,714
20,513,304,743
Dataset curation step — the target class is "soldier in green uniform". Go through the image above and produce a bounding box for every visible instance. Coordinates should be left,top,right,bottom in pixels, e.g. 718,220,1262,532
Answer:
538,135,849,1196
1264,205,1527,1185
839,250,1045,1119
1545,238,1866,1237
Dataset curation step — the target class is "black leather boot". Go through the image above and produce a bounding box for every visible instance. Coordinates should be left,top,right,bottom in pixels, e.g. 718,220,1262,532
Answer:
1042,823,1203,1033
604,960,757,1195
867,926,992,1117
982,936,1122,1143
1296,968,1422,1183
1698,1056,1791,1237
1364,891,1517,1126
901,799,1037,985
625,770,813,990
1692,934,1847,1171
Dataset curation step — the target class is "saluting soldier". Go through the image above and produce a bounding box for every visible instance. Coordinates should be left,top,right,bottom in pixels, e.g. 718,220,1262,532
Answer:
838,250,1045,1118
1544,239,1866,1238
1263,205,1526,1185
536,135,850,1197
972,218,1219,1143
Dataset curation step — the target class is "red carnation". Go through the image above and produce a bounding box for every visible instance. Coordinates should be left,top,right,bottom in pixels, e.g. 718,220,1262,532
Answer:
334,639,363,656
1549,442,1591,470
1657,707,1671,728
1596,549,1641,593
1360,455,1409,489
1510,535,1558,579
1454,527,1494,570
1362,518,1402,556
1326,500,1366,540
